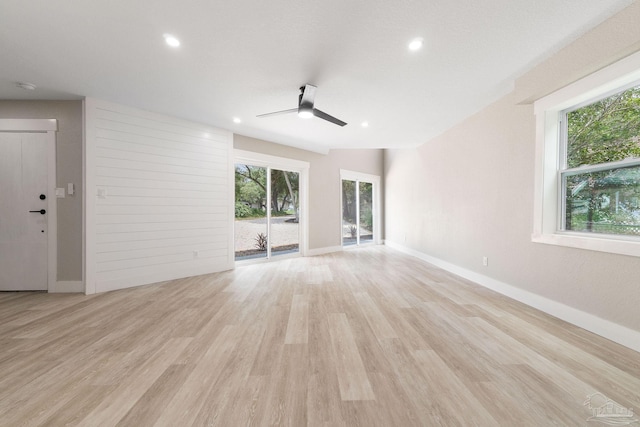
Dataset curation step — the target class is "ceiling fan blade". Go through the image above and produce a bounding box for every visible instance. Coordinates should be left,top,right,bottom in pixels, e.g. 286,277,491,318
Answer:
313,108,347,127
256,108,298,118
300,84,317,107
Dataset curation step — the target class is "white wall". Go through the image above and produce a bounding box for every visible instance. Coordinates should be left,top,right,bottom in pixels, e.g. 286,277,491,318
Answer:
384,3,640,351
85,99,233,294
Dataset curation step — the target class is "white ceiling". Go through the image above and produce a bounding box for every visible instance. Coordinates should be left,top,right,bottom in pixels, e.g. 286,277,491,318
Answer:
0,0,632,153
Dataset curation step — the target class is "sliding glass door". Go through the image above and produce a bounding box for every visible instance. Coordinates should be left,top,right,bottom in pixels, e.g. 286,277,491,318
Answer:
341,171,379,247
270,169,299,256
358,181,373,243
342,179,357,246
234,164,268,260
234,155,306,261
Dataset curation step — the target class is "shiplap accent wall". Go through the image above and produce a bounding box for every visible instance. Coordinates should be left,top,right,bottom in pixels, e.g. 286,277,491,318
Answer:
84,99,233,294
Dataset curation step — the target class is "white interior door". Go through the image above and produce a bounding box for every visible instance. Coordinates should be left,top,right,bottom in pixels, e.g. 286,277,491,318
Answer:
0,133,49,291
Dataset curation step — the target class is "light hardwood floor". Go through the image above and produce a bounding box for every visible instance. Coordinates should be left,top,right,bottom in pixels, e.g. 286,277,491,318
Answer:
1,247,639,426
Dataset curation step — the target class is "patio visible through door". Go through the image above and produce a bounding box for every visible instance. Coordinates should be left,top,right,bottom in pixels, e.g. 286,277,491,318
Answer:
341,170,380,247
234,151,308,262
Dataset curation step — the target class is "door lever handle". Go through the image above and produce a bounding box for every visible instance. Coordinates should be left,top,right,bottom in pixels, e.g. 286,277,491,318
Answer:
29,209,46,215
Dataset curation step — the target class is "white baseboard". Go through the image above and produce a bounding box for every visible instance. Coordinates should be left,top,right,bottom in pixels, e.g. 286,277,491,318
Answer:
307,246,343,256
385,240,640,354
51,281,84,293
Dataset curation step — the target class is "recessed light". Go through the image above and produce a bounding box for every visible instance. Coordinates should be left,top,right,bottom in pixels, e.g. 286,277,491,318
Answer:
16,82,36,90
233,117,241,124
361,122,369,128
408,37,424,51
163,34,180,48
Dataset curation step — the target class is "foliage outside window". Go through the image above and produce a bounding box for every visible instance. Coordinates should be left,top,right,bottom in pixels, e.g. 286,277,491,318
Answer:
562,84,640,237
235,165,299,219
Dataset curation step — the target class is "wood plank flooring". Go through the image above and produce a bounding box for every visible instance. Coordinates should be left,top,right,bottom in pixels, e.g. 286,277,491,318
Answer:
1,247,639,426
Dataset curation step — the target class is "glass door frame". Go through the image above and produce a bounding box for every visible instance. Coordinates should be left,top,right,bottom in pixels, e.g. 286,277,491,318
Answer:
234,149,309,263
340,169,381,247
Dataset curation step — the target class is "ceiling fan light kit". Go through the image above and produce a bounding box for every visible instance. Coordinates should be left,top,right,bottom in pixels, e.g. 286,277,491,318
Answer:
298,106,313,119
258,84,347,127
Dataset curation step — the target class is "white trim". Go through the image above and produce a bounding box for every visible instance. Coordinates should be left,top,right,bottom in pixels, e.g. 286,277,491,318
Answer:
46,130,57,292
534,50,640,114
307,246,343,256
51,281,84,293
0,119,58,293
83,99,96,294
81,100,87,293
0,119,57,132
235,149,310,171
533,49,640,257
300,168,309,256
385,241,640,353
340,170,380,183
233,149,310,258
227,136,236,271
562,157,640,176
267,167,272,259
532,232,640,257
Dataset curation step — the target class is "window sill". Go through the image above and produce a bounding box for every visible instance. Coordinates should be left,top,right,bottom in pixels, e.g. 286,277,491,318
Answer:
531,232,640,258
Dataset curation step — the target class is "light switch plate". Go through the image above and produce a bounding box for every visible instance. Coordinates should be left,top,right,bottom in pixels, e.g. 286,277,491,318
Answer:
55,187,65,198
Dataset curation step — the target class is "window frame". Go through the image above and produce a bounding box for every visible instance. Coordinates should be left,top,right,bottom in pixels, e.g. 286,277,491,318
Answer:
533,49,640,257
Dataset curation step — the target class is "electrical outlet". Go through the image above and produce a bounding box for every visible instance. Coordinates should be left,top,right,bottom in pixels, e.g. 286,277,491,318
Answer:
482,256,488,267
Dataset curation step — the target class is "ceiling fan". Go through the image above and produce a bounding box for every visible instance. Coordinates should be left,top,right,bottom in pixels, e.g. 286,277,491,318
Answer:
257,84,347,127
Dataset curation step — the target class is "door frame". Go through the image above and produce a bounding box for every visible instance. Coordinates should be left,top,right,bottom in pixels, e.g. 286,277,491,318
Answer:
234,149,310,262
340,169,382,247
0,119,58,291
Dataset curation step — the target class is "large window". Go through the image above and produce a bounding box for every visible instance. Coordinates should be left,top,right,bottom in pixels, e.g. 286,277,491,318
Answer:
561,84,640,236
533,49,640,257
